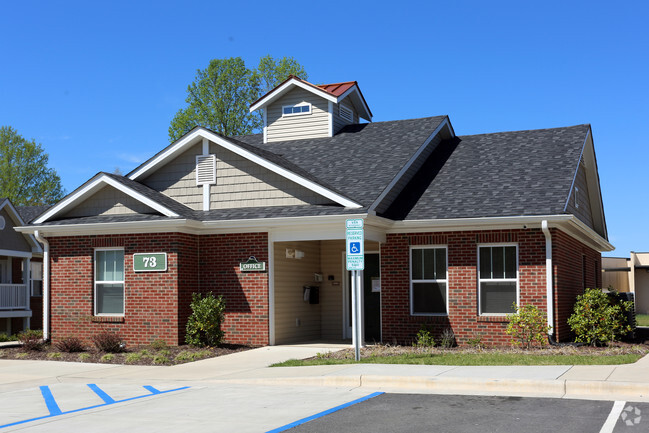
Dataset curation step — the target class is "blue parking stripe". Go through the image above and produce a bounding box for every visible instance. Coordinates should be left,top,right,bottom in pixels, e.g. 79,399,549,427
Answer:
266,392,385,433
0,385,190,429
87,384,116,404
39,386,62,416
143,385,161,394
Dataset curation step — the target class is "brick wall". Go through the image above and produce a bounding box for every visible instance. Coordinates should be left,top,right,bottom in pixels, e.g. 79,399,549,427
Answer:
382,229,548,346
199,233,269,346
552,229,601,341
47,232,269,347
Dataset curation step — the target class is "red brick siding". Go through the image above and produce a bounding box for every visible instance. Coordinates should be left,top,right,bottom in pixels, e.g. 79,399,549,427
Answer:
552,229,601,341
47,232,269,347
198,233,269,346
381,229,548,346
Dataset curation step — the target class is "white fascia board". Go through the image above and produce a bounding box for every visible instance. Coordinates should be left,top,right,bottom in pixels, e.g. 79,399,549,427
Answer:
369,118,450,213
32,174,179,224
130,128,360,208
129,129,205,180
336,86,372,121
0,199,26,226
249,78,337,113
15,219,196,237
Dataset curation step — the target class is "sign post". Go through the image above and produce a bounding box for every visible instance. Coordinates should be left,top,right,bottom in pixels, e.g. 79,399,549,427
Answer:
346,219,364,361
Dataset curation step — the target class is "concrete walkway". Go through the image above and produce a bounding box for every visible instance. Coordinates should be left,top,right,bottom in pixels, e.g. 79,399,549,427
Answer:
1,343,648,402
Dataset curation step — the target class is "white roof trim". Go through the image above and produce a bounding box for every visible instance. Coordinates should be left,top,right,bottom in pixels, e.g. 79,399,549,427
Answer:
369,117,452,212
128,129,362,209
336,86,372,121
0,199,42,252
32,174,179,224
250,78,337,113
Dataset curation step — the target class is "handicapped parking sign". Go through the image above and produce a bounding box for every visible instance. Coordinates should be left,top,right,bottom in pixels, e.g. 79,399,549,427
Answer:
346,219,364,270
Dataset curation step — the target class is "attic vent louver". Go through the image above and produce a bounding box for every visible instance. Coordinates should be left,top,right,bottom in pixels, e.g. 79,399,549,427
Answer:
196,154,216,185
339,104,353,123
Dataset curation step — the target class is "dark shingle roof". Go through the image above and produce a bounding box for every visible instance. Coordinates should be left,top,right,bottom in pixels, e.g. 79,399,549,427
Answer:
16,205,52,223
235,116,448,206
383,124,589,220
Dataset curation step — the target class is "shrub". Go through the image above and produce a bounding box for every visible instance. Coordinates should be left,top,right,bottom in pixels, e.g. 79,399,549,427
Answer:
125,352,143,364
100,353,115,363
55,336,85,353
568,288,633,346
414,326,436,348
439,328,456,349
466,335,483,349
78,353,91,362
92,331,125,353
185,292,226,347
47,352,62,360
18,329,44,351
0,332,18,342
151,339,168,351
152,354,170,365
506,304,551,349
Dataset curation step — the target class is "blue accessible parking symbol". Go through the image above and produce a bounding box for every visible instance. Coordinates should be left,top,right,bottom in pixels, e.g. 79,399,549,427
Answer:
349,242,361,254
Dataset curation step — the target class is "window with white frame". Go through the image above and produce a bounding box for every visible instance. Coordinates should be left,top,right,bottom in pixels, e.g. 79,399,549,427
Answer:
410,246,447,315
282,102,311,116
94,249,124,315
478,245,518,314
31,262,43,297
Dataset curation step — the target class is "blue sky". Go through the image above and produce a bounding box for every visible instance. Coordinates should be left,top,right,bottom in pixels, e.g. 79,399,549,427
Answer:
1,1,646,257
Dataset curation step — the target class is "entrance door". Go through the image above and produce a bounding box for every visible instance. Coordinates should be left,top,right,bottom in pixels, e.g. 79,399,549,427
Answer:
0,260,9,284
345,253,381,342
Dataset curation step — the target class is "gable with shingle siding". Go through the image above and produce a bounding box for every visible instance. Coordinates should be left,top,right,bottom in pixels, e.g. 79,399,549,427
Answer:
62,185,159,218
139,141,335,211
565,159,595,229
266,87,330,142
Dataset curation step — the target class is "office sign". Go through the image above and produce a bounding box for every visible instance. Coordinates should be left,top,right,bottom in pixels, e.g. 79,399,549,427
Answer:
240,256,266,272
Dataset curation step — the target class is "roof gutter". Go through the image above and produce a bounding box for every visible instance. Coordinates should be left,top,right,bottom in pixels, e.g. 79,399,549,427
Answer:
33,230,49,341
541,220,554,335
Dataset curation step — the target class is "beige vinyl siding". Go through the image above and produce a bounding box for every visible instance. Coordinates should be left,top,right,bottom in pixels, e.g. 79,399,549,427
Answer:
273,241,322,344
566,160,595,230
0,208,31,253
374,134,443,214
332,99,358,134
63,185,156,217
142,142,334,210
267,88,330,142
319,240,346,339
207,143,334,209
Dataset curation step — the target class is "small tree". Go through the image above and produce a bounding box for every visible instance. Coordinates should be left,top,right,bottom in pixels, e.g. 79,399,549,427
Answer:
568,288,633,346
185,292,226,347
506,304,551,349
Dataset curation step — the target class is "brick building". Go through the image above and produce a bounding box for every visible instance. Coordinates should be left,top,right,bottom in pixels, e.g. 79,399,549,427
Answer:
17,77,611,346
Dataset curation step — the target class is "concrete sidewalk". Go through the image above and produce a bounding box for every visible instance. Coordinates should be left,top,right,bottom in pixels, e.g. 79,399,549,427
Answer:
1,343,648,402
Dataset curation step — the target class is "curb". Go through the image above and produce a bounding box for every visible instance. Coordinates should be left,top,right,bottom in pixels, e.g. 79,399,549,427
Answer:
222,375,649,402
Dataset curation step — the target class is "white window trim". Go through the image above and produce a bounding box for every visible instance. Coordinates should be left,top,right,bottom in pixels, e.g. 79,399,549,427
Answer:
339,103,354,123
281,102,312,117
409,245,448,316
477,243,519,316
94,247,125,317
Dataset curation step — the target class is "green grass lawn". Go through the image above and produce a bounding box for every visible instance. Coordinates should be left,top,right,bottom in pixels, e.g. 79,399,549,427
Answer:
272,352,643,367
637,314,649,327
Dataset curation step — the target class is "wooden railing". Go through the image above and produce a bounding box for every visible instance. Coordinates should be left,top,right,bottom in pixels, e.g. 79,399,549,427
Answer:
0,284,29,310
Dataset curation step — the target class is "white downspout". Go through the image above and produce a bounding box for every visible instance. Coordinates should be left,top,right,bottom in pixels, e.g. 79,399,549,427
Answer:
33,230,49,341
541,221,554,335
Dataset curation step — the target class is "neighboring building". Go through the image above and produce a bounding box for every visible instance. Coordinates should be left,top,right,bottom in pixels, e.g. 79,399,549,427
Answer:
17,76,612,346
603,253,649,314
0,198,45,334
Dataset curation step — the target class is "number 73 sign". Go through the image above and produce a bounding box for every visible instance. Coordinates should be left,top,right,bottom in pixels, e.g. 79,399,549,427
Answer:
133,253,168,272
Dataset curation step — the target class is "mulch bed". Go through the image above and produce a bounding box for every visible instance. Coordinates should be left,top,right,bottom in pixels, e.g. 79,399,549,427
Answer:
0,343,254,366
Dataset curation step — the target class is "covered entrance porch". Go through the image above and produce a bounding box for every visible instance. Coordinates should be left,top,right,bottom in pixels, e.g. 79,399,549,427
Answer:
269,221,385,346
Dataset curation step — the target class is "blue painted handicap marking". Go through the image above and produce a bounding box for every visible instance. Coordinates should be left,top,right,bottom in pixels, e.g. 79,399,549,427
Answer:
0,384,190,429
349,242,361,254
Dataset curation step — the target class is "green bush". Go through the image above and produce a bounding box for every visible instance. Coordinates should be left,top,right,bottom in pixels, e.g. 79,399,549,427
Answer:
506,304,551,349
185,292,226,347
55,336,85,353
414,325,436,348
568,288,633,346
439,328,456,348
0,332,18,342
92,331,125,353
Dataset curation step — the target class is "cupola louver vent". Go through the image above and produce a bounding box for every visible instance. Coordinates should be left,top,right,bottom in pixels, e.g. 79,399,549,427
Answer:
196,154,216,185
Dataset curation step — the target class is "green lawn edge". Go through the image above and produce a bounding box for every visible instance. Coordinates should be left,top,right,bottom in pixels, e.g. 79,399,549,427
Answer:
271,353,642,367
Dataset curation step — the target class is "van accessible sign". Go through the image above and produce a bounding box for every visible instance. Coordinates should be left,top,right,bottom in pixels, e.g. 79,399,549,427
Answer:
240,256,266,272
346,219,364,271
